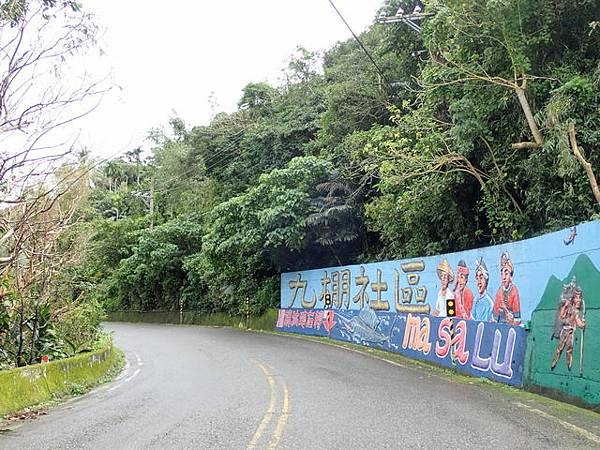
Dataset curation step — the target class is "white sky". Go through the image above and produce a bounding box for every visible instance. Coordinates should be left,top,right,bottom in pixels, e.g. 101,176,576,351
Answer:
74,0,384,159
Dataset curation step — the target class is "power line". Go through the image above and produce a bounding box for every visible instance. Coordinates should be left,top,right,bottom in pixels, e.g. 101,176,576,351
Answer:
376,5,432,34
107,124,250,198
151,131,248,194
129,131,251,201
326,0,392,89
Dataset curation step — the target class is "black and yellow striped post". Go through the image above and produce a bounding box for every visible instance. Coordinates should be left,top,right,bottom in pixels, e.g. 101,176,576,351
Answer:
324,293,332,309
446,298,456,365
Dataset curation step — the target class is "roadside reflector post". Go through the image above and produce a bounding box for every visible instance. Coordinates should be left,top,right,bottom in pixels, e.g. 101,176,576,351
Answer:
245,297,250,329
324,293,332,309
446,298,456,365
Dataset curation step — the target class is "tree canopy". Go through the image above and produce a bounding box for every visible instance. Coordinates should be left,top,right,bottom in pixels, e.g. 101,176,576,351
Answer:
64,0,599,319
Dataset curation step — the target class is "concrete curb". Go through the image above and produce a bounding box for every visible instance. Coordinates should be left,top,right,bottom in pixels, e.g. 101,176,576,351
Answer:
0,345,117,417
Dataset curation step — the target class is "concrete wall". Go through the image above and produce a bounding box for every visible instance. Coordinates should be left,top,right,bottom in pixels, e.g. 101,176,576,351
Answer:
279,220,600,407
276,309,527,385
524,253,600,406
0,346,117,417
107,309,279,332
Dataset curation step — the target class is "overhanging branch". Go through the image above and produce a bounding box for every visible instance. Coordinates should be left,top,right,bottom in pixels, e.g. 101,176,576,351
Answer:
569,124,600,204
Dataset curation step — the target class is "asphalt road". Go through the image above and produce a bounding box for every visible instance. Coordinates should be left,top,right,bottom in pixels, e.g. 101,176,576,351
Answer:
1,322,599,449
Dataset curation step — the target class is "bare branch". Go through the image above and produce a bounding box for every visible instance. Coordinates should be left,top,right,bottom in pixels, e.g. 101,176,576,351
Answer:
569,123,600,204
511,141,542,150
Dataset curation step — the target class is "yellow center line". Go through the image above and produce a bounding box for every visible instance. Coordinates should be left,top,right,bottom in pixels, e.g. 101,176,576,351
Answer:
268,378,289,450
247,362,277,450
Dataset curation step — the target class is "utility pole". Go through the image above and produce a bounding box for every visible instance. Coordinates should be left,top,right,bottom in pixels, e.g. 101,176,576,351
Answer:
376,5,433,34
131,180,155,229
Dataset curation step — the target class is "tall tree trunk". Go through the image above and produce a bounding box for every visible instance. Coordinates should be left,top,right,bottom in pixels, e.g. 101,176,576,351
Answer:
16,299,25,366
514,87,543,147
569,124,600,205
28,306,39,364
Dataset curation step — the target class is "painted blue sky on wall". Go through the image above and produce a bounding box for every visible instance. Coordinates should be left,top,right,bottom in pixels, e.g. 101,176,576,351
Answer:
280,220,600,324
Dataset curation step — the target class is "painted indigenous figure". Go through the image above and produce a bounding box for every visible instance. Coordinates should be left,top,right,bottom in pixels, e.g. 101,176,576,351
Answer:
493,252,521,325
551,278,586,370
432,259,454,317
454,260,474,319
472,257,493,322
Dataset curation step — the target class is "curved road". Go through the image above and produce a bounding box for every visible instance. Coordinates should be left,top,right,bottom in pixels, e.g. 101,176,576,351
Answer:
1,322,599,449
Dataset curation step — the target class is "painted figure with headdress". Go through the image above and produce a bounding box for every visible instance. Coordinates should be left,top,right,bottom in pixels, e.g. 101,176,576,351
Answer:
432,259,454,317
493,252,521,325
454,260,474,319
472,257,494,321
551,277,586,370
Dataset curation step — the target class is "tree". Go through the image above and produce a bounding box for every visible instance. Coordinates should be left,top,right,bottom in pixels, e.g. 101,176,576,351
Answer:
111,215,204,311
65,0,600,320
238,82,278,111
0,0,109,368
423,0,600,204
358,0,600,251
0,0,109,256
0,165,93,366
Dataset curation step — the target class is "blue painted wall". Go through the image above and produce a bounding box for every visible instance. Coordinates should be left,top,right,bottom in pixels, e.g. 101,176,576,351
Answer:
281,220,600,324
278,220,600,396
275,308,527,386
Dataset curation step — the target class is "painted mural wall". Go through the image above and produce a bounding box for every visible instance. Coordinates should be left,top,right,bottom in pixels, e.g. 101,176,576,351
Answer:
275,308,528,385
525,253,600,405
277,220,600,402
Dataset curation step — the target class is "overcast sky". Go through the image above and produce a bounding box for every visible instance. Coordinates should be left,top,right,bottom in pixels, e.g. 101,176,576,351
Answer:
74,0,384,159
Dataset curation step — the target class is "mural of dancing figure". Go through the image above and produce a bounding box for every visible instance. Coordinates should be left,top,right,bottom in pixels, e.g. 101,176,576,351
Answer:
551,278,586,370
493,252,521,325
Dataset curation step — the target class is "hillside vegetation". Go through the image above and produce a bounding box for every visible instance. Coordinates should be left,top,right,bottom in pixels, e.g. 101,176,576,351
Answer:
13,0,600,336
75,0,600,317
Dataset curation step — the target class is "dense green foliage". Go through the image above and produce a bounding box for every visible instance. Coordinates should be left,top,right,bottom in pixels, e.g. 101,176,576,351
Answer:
0,0,107,369
71,0,599,316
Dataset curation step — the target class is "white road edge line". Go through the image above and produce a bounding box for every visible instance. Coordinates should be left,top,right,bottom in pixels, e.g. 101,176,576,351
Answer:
514,402,600,444
114,358,131,381
313,338,409,369
124,368,141,383
107,353,143,392
293,334,600,445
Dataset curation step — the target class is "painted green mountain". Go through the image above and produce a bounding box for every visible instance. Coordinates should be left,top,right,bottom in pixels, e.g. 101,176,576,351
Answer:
535,254,600,312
